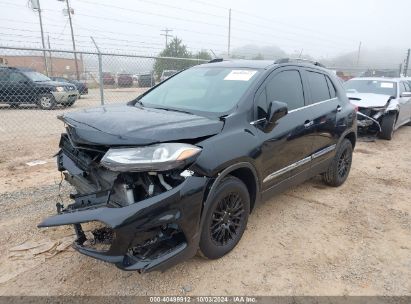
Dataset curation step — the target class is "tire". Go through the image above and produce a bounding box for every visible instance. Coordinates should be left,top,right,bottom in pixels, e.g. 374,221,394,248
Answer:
322,139,353,187
379,113,396,140
37,94,56,110
62,101,75,108
199,176,250,259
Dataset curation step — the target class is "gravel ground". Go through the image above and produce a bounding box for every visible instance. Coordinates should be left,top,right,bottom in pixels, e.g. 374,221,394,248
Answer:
0,126,410,296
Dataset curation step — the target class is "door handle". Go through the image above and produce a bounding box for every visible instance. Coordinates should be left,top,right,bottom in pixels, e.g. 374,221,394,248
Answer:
304,120,314,128
336,105,342,112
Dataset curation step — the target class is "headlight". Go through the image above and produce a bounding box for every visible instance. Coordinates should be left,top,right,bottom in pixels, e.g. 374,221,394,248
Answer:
55,86,65,92
100,143,202,172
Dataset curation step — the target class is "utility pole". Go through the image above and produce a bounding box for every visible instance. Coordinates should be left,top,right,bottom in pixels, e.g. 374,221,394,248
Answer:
47,35,53,76
64,0,80,80
356,41,362,67
32,0,48,75
227,8,231,57
404,48,410,77
160,28,173,48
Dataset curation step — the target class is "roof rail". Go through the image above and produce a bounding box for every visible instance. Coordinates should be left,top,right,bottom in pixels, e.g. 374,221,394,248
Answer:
274,58,326,68
208,58,224,63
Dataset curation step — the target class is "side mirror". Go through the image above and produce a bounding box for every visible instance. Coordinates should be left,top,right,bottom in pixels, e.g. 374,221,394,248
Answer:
264,101,288,132
400,92,411,98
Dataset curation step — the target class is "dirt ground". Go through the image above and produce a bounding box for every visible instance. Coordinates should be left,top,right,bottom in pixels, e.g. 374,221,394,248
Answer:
0,122,410,295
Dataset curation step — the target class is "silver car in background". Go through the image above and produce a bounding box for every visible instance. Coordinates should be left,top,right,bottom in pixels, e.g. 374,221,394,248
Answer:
345,77,411,140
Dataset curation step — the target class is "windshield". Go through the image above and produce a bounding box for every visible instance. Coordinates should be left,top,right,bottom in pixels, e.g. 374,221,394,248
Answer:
345,79,397,96
22,71,51,82
139,67,260,114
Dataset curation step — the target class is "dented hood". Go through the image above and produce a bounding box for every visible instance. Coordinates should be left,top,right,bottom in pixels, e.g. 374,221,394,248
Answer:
60,104,224,146
347,92,392,108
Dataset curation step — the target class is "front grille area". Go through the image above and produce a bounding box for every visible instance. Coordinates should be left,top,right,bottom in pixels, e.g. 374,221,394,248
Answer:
64,85,76,91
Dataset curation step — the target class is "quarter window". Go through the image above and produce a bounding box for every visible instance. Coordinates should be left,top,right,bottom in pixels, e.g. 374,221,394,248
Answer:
306,71,331,103
266,70,305,111
326,76,337,98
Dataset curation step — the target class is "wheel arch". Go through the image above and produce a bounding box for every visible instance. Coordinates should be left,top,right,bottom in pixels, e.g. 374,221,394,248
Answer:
204,162,260,214
344,131,357,149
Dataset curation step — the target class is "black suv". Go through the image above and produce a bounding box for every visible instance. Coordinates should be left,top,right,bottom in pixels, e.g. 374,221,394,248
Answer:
39,59,357,272
0,67,78,109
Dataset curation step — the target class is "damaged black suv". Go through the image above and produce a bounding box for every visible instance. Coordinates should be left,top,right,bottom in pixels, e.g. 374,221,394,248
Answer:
39,59,357,272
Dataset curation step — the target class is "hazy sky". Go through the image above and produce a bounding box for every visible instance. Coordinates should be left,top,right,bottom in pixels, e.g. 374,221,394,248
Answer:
0,0,410,59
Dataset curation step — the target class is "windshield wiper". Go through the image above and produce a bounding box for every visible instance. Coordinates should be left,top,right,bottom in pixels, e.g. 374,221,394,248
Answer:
151,106,194,115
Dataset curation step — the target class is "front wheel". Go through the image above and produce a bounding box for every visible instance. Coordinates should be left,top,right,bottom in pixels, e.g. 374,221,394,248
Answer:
199,176,250,259
37,94,56,110
379,112,396,140
322,139,353,187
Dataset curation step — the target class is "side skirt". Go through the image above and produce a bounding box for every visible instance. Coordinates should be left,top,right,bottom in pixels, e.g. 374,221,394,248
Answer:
260,157,332,203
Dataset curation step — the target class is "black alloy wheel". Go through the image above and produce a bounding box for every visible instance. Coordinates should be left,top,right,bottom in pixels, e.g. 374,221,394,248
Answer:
210,192,245,246
200,176,250,259
322,139,353,187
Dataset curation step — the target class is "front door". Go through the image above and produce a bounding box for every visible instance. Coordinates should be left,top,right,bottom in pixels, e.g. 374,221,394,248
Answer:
253,68,315,190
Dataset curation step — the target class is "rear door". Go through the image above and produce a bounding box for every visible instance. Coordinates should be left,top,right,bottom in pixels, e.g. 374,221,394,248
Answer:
300,68,340,165
253,67,315,189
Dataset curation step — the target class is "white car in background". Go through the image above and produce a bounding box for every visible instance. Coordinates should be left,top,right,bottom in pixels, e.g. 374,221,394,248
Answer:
345,77,411,140
160,70,178,82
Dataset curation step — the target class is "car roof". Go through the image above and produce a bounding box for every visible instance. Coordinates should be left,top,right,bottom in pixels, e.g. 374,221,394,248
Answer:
198,59,330,72
349,77,403,82
0,66,35,72
199,60,276,69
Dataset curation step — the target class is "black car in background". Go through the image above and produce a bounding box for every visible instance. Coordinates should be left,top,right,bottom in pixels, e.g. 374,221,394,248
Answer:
39,59,357,272
51,77,88,96
0,67,78,109
137,73,155,87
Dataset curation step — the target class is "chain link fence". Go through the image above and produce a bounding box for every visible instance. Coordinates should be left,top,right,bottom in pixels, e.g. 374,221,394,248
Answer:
0,46,207,160
0,45,410,161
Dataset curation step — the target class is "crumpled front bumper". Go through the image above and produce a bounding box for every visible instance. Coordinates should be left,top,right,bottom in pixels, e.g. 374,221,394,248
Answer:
38,175,210,272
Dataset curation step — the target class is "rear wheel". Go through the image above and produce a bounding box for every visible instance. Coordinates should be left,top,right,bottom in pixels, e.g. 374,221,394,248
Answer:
199,176,250,259
37,94,56,110
322,139,353,187
379,113,396,140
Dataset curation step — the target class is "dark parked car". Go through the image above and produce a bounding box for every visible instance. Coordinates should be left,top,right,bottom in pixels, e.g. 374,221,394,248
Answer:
137,73,155,87
0,67,78,109
51,77,88,96
117,73,133,87
102,72,115,85
39,59,357,272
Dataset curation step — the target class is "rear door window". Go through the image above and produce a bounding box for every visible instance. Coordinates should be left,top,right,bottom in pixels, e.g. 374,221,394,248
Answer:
306,71,331,104
266,70,305,111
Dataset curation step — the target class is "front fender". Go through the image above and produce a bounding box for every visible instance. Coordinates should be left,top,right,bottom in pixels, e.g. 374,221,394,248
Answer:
386,98,399,112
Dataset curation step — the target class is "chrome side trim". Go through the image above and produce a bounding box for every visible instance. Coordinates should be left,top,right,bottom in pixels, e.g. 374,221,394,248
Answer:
312,144,336,159
250,118,266,125
250,98,338,125
263,144,337,183
263,156,311,183
288,97,338,113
